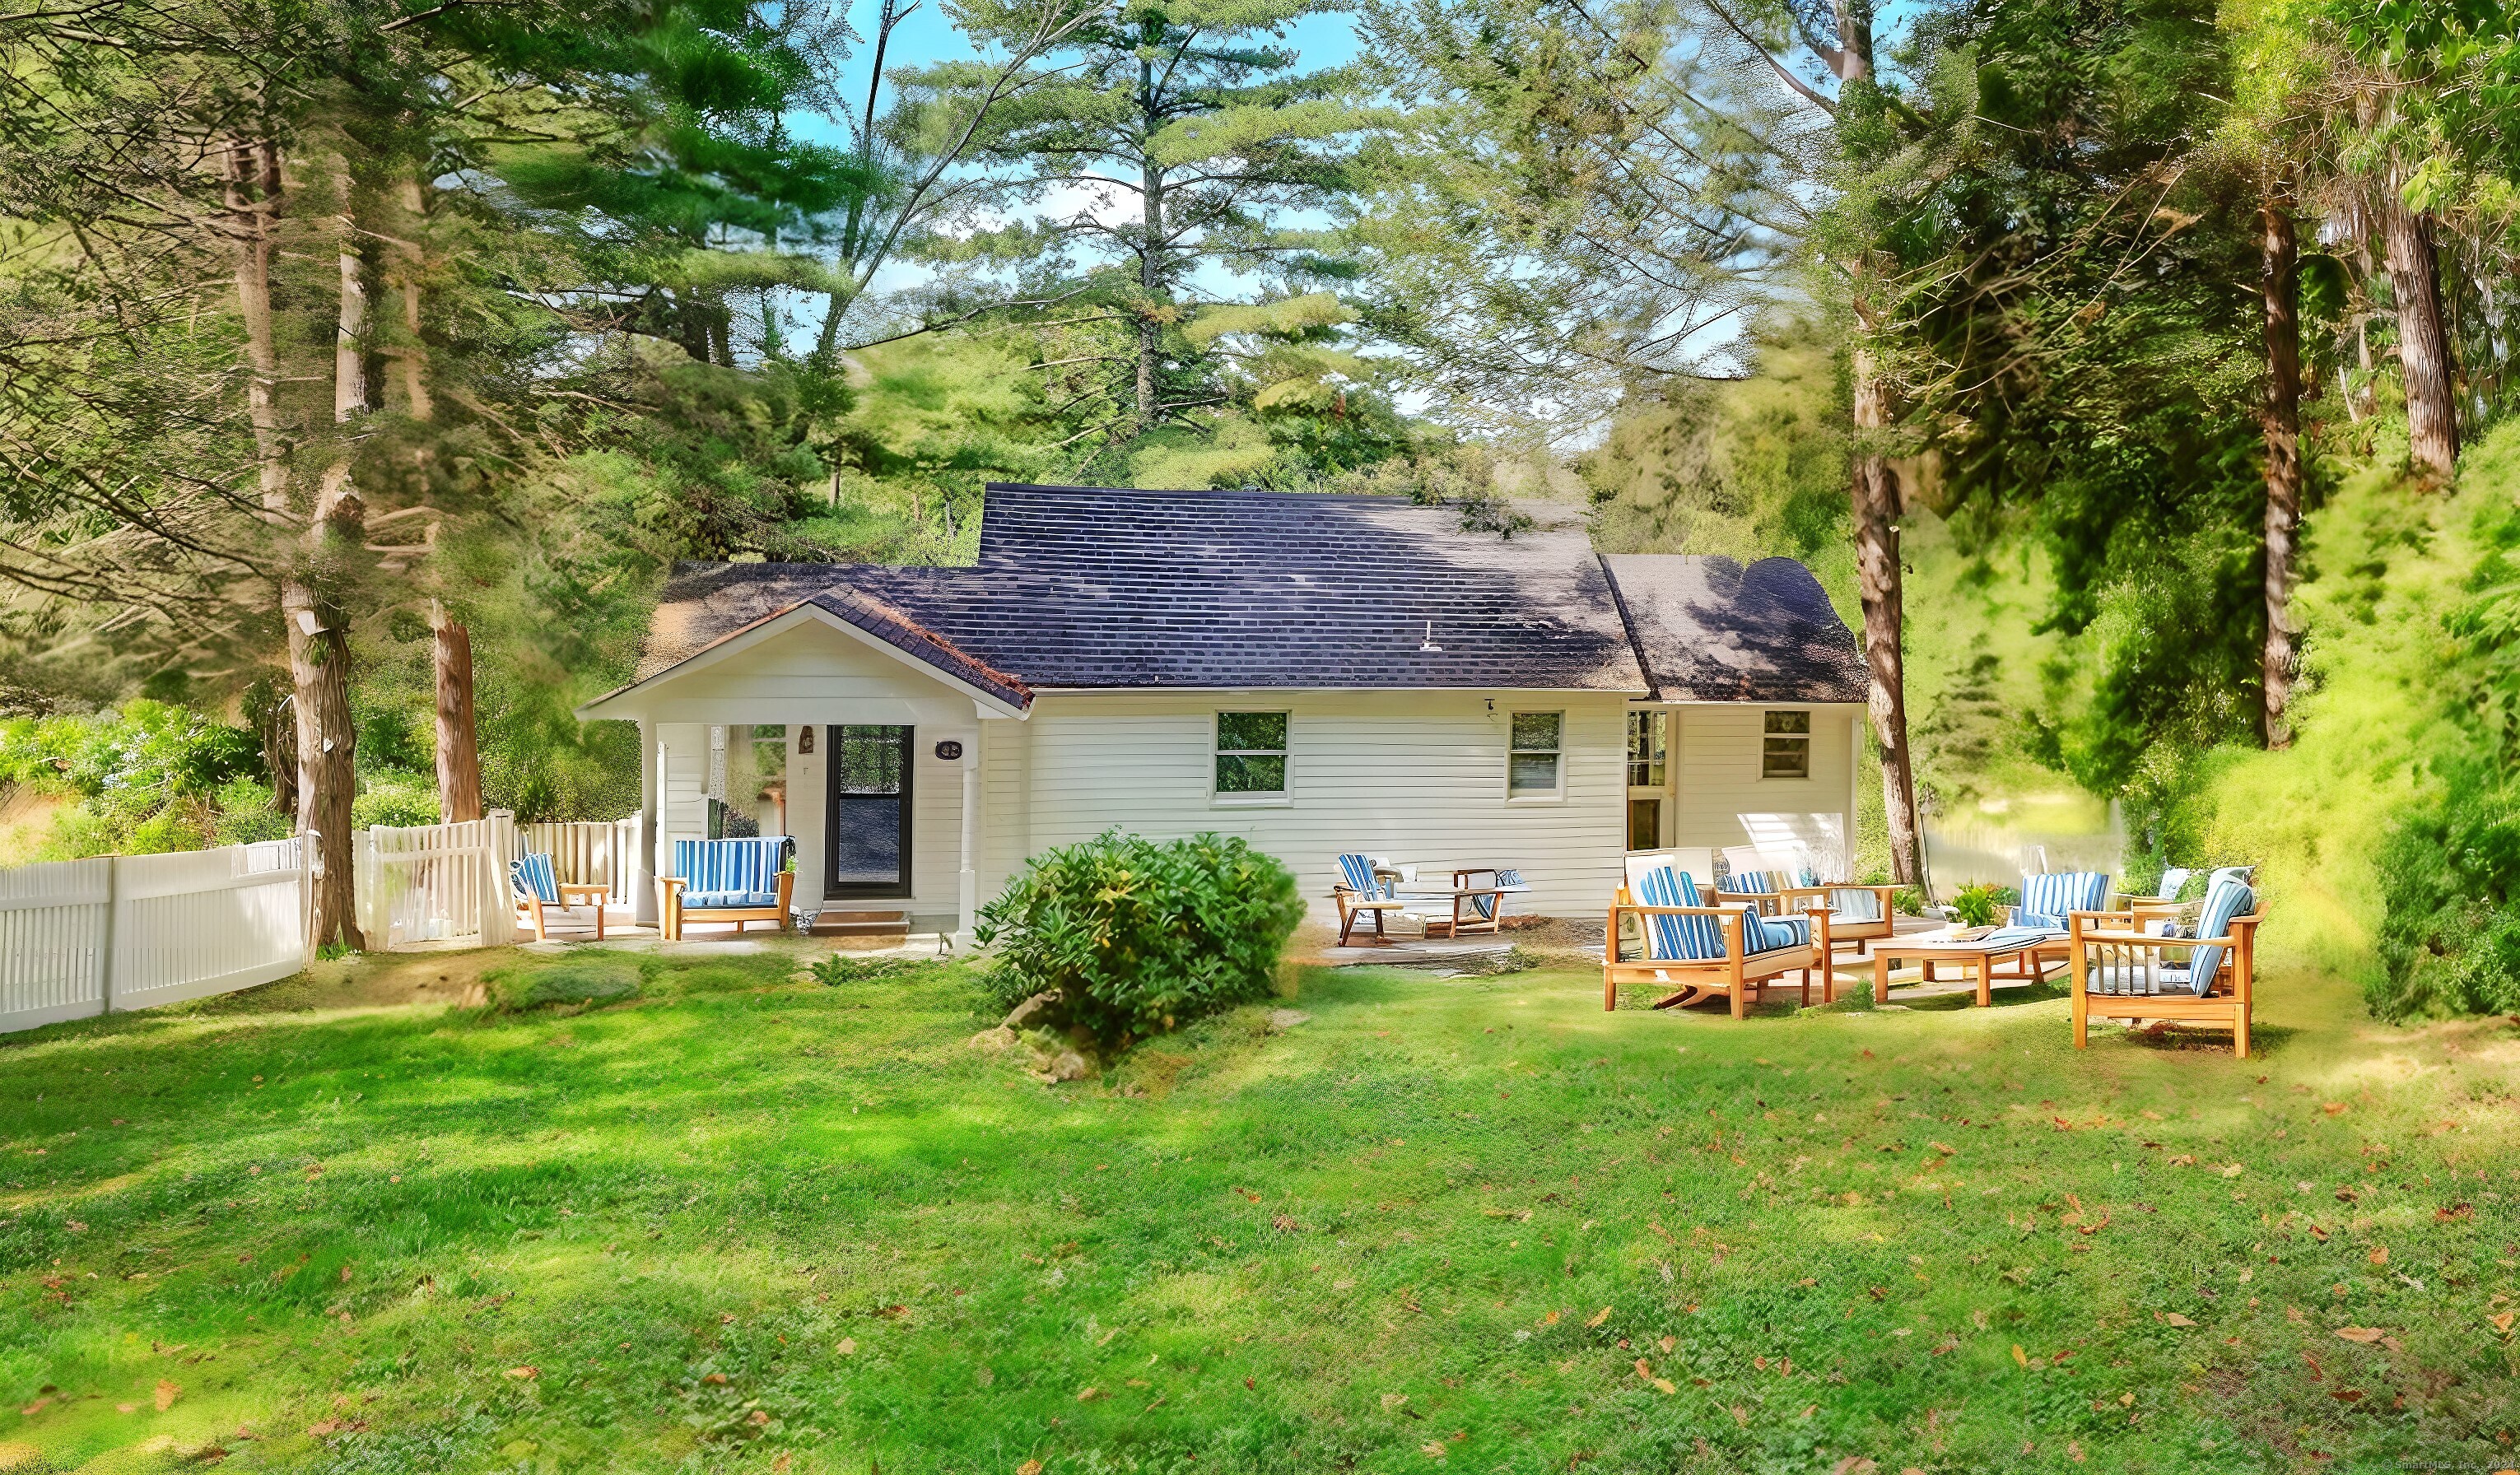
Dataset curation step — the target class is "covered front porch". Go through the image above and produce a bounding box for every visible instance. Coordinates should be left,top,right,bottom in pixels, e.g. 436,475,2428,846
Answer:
574,597,1032,943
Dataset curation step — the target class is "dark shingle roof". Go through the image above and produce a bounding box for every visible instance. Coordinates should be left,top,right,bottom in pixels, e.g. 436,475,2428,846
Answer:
638,485,1646,698
1599,554,1868,703
622,486,1863,707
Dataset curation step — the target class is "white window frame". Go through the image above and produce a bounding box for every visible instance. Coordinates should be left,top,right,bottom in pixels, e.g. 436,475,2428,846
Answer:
1761,709,1813,781
1506,710,1566,803
1211,709,1293,807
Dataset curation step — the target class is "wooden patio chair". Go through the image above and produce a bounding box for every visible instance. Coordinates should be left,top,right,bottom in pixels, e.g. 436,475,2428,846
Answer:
1604,860,1833,1019
659,836,794,941
2069,877,2262,1057
1778,880,1898,963
510,852,610,942
1331,853,1409,946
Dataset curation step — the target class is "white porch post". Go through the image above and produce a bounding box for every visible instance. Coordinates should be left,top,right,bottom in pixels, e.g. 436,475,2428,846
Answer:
956,719,982,947
634,720,661,924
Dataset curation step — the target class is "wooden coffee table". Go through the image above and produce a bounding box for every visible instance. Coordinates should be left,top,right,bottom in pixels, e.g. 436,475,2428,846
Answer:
1871,927,2070,1006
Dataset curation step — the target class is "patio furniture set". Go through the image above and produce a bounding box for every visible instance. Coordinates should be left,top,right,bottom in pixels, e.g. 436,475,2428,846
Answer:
1330,854,1529,946
511,835,795,942
1602,854,2266,1056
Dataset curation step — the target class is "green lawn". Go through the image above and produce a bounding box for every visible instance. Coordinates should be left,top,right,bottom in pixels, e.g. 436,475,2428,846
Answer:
3,946,2518,1473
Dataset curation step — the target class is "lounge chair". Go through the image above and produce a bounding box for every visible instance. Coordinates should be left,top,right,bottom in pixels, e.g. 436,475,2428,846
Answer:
511,852,610,942
2069,876,2263,1057
1604,856,1833,1018
1332,853,1409,946
2118,865,2253,924
1442,867,1528,935
659,836,794,941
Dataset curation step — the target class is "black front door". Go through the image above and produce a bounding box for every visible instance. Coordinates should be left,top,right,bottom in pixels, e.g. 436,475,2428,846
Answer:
826,725,912,898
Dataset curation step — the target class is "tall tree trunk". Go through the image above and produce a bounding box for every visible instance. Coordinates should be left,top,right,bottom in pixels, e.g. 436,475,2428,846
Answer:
233,137,365,948
431,602,482,823
1134,48,1162,433
334,174,367,422
385,179,431,418
286,472,365,952
1851,337,1922,886
2261,188,2303,748
2384,198,2457,478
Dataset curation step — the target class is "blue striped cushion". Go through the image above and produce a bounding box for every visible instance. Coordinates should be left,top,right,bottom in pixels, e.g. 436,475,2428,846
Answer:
2181,879,2256,997
1719,870,1779,896
2017,871,2109,929
1336,854,1390,898
673,837,790,909
1755,914,1812,952
1467,867,1526,922
1822,886,1881,924
510,853,560,905
2153,868,2193,900
1637,865,1722,961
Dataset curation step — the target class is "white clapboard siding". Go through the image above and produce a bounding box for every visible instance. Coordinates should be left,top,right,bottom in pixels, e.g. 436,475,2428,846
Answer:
1674,705,1861,858
112,840,308,1012
0,857,111,1031
992,690,1631,920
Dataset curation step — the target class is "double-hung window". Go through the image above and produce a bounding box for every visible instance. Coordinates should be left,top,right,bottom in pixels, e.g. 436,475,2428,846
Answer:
1508,711,1563,798
1214,711,1289,799
1761,710,1811,779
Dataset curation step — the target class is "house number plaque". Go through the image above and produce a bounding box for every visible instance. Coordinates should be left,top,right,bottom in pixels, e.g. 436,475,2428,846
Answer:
934,740,964,761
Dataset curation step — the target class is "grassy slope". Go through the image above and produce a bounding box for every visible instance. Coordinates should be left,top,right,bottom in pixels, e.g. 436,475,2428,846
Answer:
5,948,2518,1473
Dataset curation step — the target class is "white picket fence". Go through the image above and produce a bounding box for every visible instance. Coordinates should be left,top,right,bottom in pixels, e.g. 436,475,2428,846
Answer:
0,837,310,1035
355,812,641,952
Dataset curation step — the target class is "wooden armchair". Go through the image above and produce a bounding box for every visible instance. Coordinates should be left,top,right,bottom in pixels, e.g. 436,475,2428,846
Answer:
1331,853,1407,946
1779,882,1898,961
2068,878,2262,1057
1605,863,1832,1019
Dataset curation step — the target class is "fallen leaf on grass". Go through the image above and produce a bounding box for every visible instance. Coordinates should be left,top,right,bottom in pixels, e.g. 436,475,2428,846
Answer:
2333,1328,2386,1344
1833,1458,1876,1475
18,1397,50,1417
504,1367,538,1380
1586,1306,1612,1328
155,1380,180,1411
1018,1462,1043,1475
1382,1394,1409,1410
1419,1441,1447,1459
2438,1204,2473,1222
836,1338,856,1355
2159,1313,2196,1328
1651,1378,1676,1394
2011,1346,2029,1367
1076,1387,1102,1402
2330,1388,2365,1402
2368,1246,2388,1267
2323,1102,2346,1115
2492,1312,2514,1335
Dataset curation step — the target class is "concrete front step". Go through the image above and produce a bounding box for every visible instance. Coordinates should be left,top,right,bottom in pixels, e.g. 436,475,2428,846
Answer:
808,909,911,938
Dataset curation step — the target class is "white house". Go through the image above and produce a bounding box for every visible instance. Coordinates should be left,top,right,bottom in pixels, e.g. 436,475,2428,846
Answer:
576,483,1871,937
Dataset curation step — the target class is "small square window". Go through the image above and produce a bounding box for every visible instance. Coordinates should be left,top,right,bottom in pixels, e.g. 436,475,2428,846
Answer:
1762,710,1811,779
1216,711,1288,795
1509,711,1563,795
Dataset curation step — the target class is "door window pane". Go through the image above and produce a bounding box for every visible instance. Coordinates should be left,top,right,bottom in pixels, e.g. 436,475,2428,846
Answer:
1216,711,1289,794
1628,798,1661,851
1627,710,1668,787
1509,711,1563,795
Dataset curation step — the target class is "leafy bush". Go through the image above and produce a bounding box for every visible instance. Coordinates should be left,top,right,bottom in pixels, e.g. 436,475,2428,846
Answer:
0,700,265,859
1948,882,2013,928
975,831,1303,1051
353,773,441,830
490,960,640,1009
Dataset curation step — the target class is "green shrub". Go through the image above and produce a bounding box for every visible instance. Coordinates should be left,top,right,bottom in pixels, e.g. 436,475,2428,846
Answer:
975,830,1303,1051
491,960,640,1009
353,773,440,830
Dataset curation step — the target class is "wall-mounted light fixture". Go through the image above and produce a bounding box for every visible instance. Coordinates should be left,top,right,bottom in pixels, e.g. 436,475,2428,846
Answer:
797,726,814,755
